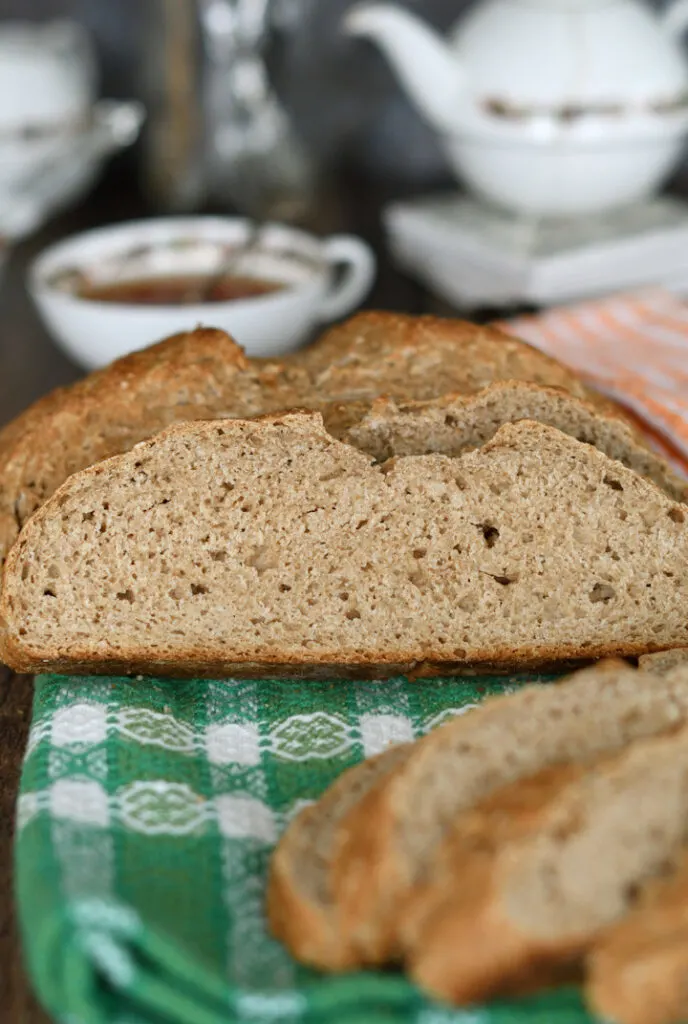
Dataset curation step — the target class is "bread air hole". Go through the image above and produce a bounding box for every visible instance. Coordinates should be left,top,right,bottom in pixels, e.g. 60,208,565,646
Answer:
603,475,624,491
478,524,500,548
483,572,516,586
589,583,616,603
669,507,685,524
116,589,135,604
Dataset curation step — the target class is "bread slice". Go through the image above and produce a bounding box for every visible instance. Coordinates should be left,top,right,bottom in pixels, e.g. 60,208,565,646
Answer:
331,663,688,965
0,312,667,566
407,720,688,1006
348,382,686,502
586,853,688,1024
3,414,688,676
266,744,410,971
640,649,688,675
405,762,589,999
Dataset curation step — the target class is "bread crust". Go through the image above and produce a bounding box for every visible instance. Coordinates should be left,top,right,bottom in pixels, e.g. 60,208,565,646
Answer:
587,856,688,1024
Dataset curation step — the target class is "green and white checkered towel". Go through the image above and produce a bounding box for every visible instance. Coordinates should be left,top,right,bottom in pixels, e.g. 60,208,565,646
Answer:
15,672,595,1024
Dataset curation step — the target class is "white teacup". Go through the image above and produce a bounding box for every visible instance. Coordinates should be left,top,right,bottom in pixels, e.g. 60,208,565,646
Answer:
28,217,377,369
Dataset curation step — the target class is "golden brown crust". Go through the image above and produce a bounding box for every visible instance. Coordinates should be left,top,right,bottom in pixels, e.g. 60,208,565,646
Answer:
0,633,678,680
587,857,688,1024
267,804,352,970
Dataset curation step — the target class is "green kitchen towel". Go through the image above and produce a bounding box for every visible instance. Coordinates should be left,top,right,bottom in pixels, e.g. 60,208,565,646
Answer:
15,672,594,1024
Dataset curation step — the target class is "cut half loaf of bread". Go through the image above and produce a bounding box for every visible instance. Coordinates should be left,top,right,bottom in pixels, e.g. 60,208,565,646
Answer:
0,312,676,568
2,415,687,676
408,718,688,1006
348,382,686,502
586,851,688,1024
329,662,688,966
266,744,410,971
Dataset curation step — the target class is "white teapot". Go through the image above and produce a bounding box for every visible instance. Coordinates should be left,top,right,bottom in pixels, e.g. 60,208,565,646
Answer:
346,0,688,216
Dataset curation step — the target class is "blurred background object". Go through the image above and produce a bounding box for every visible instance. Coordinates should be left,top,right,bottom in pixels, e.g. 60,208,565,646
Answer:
3,0,688,420
0,16,143,246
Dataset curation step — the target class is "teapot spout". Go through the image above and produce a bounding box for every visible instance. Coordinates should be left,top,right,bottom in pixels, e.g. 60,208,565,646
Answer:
345,4,463,133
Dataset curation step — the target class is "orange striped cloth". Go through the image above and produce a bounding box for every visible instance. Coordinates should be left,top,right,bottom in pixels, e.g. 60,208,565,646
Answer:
497,288,688,478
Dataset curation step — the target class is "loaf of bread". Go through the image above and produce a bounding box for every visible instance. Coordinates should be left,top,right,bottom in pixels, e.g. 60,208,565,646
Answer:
2,414,687,676
328,662,688,965
0,312,680,567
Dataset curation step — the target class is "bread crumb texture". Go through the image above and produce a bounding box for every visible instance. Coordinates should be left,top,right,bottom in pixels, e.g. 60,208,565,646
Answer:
2,413,687,674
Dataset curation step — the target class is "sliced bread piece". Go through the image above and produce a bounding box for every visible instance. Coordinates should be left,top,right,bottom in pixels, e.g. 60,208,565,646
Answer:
2,415,688,677
266,744,410,971
331,663,688,965
405,762,589,1000
586,853,688,1024
640,649,688,675
347,382,686,502
0,312,653,565
407,721,688,1006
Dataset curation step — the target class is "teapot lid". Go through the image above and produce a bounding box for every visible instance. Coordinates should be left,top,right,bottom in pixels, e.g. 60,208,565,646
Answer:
455,0,688,109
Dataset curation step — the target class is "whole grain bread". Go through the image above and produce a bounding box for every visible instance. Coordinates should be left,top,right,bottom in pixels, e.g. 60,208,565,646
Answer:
330,663,688,965
349,382,686,501
2,415,688,677
408,720,688,1006
0,312,671,566
266,744,410,971
587,854,688,1024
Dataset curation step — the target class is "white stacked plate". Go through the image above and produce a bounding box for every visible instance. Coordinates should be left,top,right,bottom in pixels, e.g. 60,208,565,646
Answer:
384,193,688,308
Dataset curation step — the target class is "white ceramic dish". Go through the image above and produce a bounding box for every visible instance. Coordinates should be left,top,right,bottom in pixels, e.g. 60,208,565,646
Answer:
0,20,144,273
0,100,145,244
28,217,377,369
440,126,688,217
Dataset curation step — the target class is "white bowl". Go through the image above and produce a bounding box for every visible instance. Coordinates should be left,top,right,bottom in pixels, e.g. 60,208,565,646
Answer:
443,121,688,217
28,217,377,369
